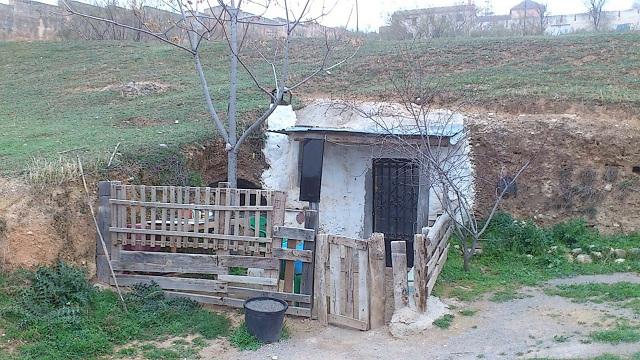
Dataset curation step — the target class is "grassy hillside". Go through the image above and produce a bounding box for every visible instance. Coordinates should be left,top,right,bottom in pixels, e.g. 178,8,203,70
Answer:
1,33,640,174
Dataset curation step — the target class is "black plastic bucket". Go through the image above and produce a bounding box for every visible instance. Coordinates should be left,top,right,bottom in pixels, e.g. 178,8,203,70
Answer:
244,297,288,343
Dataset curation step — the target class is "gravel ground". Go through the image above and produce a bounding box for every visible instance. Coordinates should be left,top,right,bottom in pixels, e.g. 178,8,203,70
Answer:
216,273,640,360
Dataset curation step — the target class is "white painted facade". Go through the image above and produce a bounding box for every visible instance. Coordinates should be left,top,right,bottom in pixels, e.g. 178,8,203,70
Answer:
262,102,474,240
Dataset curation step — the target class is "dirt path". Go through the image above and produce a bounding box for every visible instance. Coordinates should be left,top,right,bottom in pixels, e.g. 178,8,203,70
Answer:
219,273,640,360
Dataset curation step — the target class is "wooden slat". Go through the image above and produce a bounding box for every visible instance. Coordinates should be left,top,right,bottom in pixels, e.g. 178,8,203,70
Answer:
161,186,168,247
327,235,368,251
109,199,274,212
413,234,427,313
283,238,297,293
427,243,450,296
113,251,226,274
218,275,278,287
345,246,354,318
314,234,329,325
165,291,311,317
113,274,227,293
218,255,279,270
328,313,368,331
169,186,176,249
300,209,318,311
150,187,157,247
109,227,274,244
227,287,311,303
272,248,312,263
368,233,385,329
357,248,369,324
391,241,409,310
329,242,342,315
273,226,316,242
203,187,211,249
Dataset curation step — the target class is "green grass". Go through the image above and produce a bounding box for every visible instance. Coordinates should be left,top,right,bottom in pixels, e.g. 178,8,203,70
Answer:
0,264,230,359
229,324,262,351
2,33,640,174
229,323,290,351
546,282,640,314
458,308,477,316
435,214,640,301
433,314,455,329
590,323,640,344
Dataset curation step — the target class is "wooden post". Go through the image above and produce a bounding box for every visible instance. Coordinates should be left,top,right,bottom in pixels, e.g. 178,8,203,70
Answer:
314,234,329,325
368,233,385,328
301,206,318,310
413,233,428,313
391,240,409,310
96,181,112,283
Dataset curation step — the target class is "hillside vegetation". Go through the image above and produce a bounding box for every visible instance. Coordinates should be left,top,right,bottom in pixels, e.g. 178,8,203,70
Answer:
1,33,640,174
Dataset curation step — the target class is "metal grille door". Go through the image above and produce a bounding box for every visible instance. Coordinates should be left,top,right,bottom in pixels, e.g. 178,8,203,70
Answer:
372,159,419,267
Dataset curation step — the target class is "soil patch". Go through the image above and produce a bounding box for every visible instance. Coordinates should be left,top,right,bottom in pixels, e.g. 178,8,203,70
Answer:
101,81,170,97
468,111,640,233
0,177,95,275
185,138,267,188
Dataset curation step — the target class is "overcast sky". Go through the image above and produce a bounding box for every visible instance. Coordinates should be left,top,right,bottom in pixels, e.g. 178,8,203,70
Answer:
5,0,635,32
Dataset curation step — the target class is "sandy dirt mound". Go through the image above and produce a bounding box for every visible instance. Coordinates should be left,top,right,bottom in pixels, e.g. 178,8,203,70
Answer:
0,177,96,275
469,111,640,233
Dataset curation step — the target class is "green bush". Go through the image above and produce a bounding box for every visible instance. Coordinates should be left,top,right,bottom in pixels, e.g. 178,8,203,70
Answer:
550,218,599,248
483,212,551,256
0,264,230,359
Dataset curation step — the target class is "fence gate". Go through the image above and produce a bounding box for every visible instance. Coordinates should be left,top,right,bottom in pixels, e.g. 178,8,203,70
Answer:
314,234,386,331
95,181,316,317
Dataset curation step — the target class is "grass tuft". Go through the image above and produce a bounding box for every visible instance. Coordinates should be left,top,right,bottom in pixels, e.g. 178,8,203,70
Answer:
433,314,455,329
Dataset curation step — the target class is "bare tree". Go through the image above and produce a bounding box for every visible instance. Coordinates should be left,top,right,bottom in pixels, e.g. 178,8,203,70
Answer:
537,2,549,34
585,0,608,31
345,53,529,271
62,0,358,187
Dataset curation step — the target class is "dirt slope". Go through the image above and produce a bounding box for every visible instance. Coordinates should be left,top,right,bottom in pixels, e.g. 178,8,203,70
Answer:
469,111,640,232
0,178,95,274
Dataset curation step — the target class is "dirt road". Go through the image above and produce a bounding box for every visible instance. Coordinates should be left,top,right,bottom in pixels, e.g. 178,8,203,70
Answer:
219,273,640,360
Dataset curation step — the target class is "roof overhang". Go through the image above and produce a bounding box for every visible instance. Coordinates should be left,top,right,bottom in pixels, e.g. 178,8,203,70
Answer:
271,126,463,146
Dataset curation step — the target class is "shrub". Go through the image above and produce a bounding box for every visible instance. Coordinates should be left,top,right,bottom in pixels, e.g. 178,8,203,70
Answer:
550,218,598,248
483,212,551,256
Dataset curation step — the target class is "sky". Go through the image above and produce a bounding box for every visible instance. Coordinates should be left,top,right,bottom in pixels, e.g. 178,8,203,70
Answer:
5,0,635,32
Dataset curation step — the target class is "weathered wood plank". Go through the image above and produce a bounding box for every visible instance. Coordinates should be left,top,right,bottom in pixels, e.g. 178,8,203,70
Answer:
227,287,311,303
109,227,273,244
166,291,311,317
327,235,368,251
413,233,428,313
427,244,450,296
368,233,386,329
391,241,409,310
113,274,227,293
329,242,342,315
272,248,313,263
314,234,329,325
273,226,316,242
109,199,273,211
218,275,278,287
328,313,368,331
357,248,369,324
217,255,279,270
113,251,226,274
300,209,318,310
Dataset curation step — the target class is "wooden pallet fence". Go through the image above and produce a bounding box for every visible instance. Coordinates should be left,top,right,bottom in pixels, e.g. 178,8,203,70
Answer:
314,233,385,331
97,181,317,317
416,213,452,312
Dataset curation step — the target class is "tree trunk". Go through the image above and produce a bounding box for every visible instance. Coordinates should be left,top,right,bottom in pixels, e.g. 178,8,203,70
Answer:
227,1,239,188
227,150,238,188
